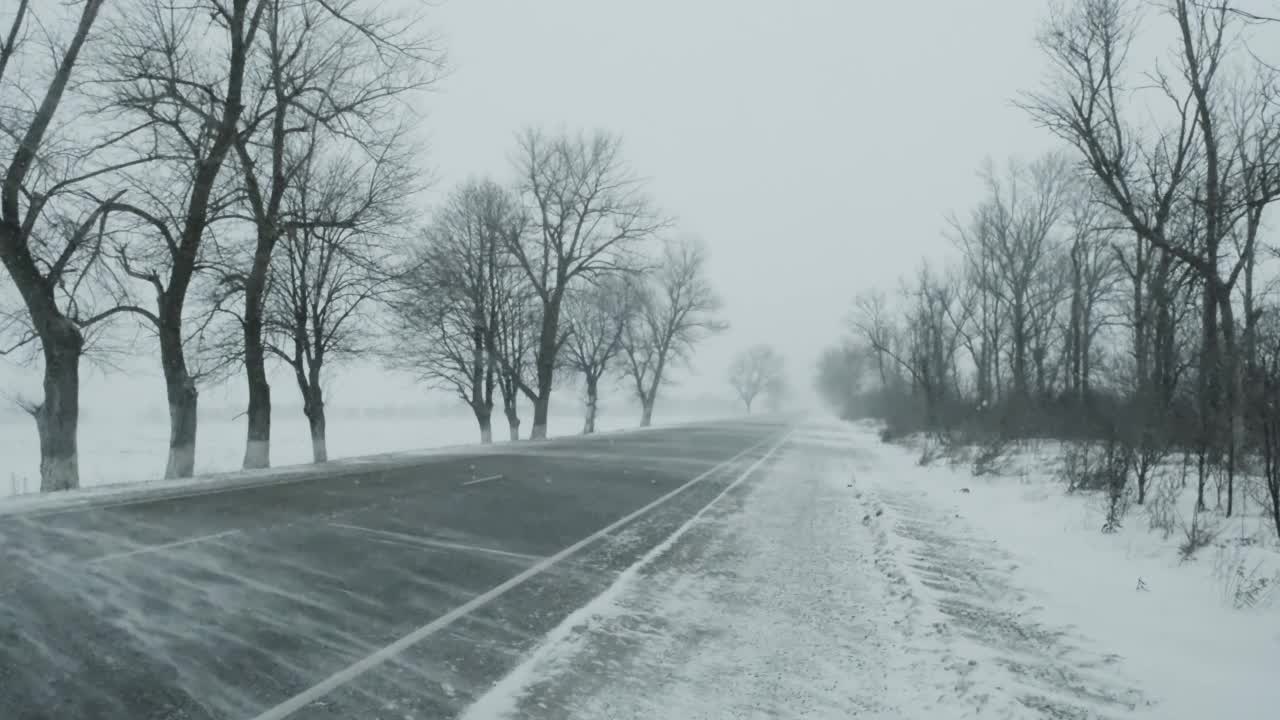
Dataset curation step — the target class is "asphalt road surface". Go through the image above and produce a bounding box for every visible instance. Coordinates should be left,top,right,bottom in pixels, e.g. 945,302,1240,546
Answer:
0,419,789,720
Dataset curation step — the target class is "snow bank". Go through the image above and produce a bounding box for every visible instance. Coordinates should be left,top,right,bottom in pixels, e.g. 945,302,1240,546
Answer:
0,411,719,507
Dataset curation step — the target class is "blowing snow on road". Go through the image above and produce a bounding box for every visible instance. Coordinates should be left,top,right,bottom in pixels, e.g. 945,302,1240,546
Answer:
3,418,1277,718
462,421,1277,720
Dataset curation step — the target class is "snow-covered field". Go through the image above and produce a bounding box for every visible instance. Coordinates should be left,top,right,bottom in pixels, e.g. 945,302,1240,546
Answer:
459,419,1280,719
0,408,708,499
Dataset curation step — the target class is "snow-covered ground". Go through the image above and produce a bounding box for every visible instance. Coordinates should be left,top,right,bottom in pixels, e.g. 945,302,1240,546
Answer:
0,408,708,498
881,429,1280,720
458,419,1280,719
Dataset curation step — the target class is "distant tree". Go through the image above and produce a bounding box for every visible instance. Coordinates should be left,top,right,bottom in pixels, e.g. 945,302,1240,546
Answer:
507,128,667,439
263,154,401,462
388,180,524,444
621,236,726,426
493,279,539,441
815,344,865,418
729,344,785,413
564,275,642,434
764,373,789,413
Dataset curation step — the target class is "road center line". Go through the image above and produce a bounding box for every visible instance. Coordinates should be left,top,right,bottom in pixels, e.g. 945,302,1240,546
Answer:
86,529,241,564
462,474,505,486
328,522,544,563
246,429,787,720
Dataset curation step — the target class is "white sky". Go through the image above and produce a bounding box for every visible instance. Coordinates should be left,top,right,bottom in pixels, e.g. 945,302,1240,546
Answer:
1,0,1062,417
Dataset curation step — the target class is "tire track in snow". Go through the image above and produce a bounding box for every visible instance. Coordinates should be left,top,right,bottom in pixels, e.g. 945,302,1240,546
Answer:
862,477,1149,719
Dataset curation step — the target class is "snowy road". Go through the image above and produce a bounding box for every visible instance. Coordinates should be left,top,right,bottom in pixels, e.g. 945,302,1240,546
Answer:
461,422,1155,720
7,418,1239,719
0,420,784,720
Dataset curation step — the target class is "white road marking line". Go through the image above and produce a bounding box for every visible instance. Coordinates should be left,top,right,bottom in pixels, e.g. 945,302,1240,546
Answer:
246,430,787,720
462,474,505,486
463,428,797,717
328,522,544,563
86,529,241,564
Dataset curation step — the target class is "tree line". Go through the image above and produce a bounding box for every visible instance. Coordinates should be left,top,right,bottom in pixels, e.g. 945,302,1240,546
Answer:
815,0,1280,541
0,0,727,493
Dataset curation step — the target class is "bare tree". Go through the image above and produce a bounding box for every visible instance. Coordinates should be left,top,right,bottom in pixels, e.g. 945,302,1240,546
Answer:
0,0,149,491
1061,183,1121,403
389,180,523,444
263,154,400,462
507,127,667,439
850,291,921,408
1022,0,1274,511
729,344,785,413
620,236,726,427
815,343,867,418
92,0,266,479
229,0,439,468
563,275,641,434
972,154,1072,407
493,280,538,441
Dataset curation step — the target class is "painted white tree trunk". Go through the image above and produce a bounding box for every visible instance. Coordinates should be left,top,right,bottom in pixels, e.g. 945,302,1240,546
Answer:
310,428,328,463
243,440,270,469
165,443,196,479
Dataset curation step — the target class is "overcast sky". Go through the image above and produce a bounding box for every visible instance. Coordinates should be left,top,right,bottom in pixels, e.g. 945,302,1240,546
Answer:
2,0,1061,417
419,0,1059,405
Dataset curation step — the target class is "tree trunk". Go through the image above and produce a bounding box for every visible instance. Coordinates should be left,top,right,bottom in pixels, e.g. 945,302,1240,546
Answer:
302,382,326,463
506,408,520,441
1195,276,1220,512
243,328,272,469
1012,301,1030,403
583,375,599,435
32,321,83,492
530,394,550,440
640,398,654,427
242,242,273,469
308,407,327,463
530,372,552,439
529,295,562,441
1270,479,1280,542
501,395,520,441
159,321,198,479
164,376,198,479
475,406,494,444
1219,289,1241,518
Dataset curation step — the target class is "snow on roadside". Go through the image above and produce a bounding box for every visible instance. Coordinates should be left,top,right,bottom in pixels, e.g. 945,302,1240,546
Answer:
0,413,716,510
0,412,713,498
459,418,1280,720
857,424,1280,720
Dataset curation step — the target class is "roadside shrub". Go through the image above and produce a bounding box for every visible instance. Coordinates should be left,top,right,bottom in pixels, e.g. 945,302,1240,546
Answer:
1178,512,1219,562
1146,475,1180,540
971,433,1014,477
1213,544,1280,610
1059,439,1132,532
